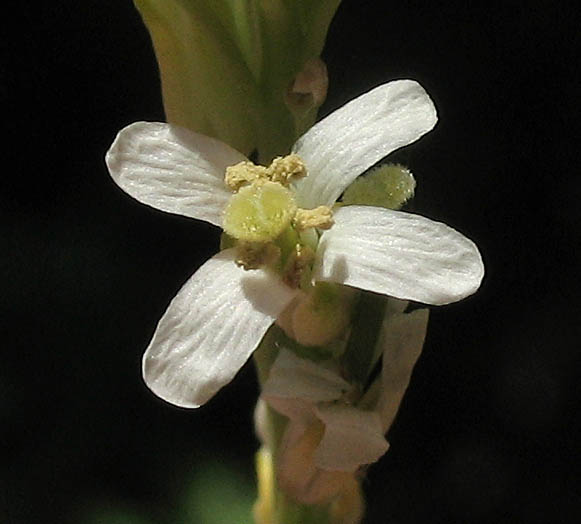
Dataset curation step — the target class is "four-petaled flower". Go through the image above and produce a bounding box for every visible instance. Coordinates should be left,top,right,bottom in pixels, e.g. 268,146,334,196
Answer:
105,80,484,408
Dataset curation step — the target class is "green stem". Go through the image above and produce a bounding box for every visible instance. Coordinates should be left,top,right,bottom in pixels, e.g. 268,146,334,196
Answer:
342,290,388,386
253,328,339,524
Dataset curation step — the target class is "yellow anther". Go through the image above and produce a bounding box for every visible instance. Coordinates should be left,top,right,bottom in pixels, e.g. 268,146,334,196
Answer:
225,154,307,191
225,161,269,191
293,206,334,231
266,154,307,186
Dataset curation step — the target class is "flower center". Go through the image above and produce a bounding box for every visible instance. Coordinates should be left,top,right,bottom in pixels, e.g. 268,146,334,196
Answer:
223,181,297,242
222,154,334,286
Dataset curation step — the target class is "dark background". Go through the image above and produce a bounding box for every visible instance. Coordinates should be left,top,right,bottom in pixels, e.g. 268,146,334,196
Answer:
3,1,580,523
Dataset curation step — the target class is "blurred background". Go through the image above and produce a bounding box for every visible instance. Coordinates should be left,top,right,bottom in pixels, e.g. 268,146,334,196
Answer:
3,1,580,523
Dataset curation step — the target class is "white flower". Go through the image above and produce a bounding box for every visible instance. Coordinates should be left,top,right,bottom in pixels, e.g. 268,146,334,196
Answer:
105,80,484,409
261,307,429,478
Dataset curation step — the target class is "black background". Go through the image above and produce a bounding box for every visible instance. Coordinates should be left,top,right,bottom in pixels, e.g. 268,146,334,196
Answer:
3,1,580,523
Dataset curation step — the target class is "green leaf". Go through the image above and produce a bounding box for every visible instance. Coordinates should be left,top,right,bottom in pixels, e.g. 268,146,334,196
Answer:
341,291,388,386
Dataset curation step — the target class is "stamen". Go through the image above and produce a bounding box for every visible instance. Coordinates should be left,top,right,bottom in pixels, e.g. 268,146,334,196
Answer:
293,206,334,231
266,154,308,186
225,161,269,191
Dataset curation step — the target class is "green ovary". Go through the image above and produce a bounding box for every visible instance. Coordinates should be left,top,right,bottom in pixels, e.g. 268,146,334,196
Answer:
223,181,297,242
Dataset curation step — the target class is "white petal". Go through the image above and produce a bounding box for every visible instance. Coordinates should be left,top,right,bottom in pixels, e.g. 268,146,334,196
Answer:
262,349,351,403
314,206,485,305
142,249,297,408
314,404,389,471
378,309,429,432
292,80,437,208
106,122,246,226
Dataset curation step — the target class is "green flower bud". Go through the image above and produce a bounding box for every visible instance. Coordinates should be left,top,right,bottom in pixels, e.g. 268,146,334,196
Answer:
342,163,416,210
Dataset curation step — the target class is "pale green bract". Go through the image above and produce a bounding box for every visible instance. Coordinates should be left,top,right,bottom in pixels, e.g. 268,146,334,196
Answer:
134,0,341,161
